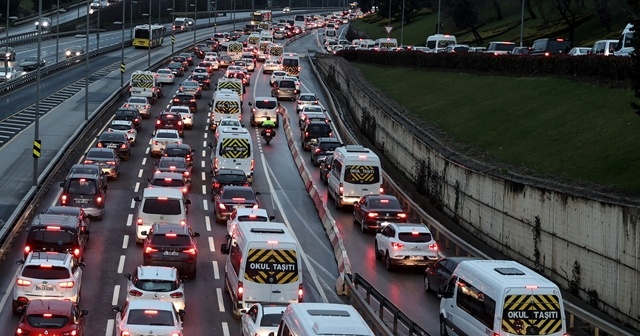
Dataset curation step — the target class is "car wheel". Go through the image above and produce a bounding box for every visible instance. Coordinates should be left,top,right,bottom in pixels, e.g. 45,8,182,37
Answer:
385,252,394,271
440,316,449,336
424,274,432,293
374,241,381,260
334,193,342,209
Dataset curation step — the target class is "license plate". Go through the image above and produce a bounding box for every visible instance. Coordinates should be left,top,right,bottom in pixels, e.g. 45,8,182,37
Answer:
166,125,173,128
409,256,423,260
326,151,334,154
234,205,246,209
163,251,179,256
74,198,90,204
36,285,55,291
107,144,117,148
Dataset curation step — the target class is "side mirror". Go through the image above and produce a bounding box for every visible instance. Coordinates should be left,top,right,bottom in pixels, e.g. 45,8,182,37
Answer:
248,102,252,106
59,182,64,187
268,215,276,221
141,231,148,236
124,273,132,280
255,191,261,195
178,309,186,316
16,259,25,265
79,262,86,268
193,232,201,237
134,196,141,202
221,243,229,254
81,309,89,316
112,306,121,313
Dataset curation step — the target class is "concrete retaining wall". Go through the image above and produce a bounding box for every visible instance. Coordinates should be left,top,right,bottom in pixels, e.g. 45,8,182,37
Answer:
314,55,640,329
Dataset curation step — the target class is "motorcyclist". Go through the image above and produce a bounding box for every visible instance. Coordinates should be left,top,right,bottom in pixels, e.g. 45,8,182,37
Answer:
261,116,277,138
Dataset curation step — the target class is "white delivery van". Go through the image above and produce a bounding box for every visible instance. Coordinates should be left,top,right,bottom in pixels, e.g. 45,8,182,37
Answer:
273,303,375,336
212,126,254,182
209,89,242,131
439,260,567,336
425,34,457,53
327,145,383,208
591,39,618,56
221,222,303,318
375,37,398,48
133,188,190,243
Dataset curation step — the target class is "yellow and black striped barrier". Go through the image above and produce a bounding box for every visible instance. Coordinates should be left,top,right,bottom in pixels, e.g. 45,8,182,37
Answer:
32,140,41,158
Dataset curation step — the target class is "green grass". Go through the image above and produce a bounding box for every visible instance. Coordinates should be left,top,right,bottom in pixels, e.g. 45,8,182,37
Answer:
354,64,640,193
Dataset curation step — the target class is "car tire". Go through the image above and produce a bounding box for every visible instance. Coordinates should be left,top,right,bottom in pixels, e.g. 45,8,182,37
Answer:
334,193,342,209
424,274,432,293
385,252,394,271
440,316,449,336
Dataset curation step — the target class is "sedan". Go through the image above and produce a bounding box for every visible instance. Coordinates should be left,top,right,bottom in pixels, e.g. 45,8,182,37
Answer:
424,257,479,294
65,46,85,58
107,120,138,146
84,148,120,179
179,80,202,99
213,186,260,223
97,131,131,161
241,303,286,336
150,129,182,157
19,56,45,71
113,300,184,336
125,265,186,311
167,61,185,76
172,93,198,113
262,60,280,74
353,195,407,233
15,300,88,336
156,68,175,84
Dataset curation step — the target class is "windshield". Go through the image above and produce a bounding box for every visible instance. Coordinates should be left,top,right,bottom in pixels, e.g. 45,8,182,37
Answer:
369,197,401,209
164,147,189,156
299,95,316,102
116,110,136,118
282,58,298,67
217,173,247,184
22,265,71,279
129,97,146,104
100,133,125,142
492,43,514,51
87,150,113,159
278,81,295,88
126,309,175,326
182,81,198,88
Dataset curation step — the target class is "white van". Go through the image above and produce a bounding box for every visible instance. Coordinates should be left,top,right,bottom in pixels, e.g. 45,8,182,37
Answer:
273,303,375,336
324,28,337,40
221,222,303,318
249,96,279,127
375,37,398,48
133,188,190,243
591,39,618,56
326,145,383,208
439,260,567,336
212,126,254,182
209,89,242,131
425,34,457,53
614,23,633,56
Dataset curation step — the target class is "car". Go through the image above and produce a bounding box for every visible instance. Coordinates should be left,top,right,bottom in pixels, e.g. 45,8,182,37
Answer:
191,73,212,90
179,79,202,99
353,194,407,232
19,56,46,71
299,106,326,129
529,38,572,56
147,171,190,196
179,52,194,65
113,299,184,335
150,129,182,157
90,0,102,9
568,47,591,56
97,131,131,160
65,46,85,58
155,68,175,84
241,303,286,336
219,55,233,67
44,205,91,228
172,92,198,113
319,155,333,185
242,56,256,71
374,223,439,270
423,256,480,293
14,299,88,336
283,6,290,13
0,65,18,81
65,164,108,190
192,66,209,75
154,156,191,182
167,105,193,130
107,119,138,146
194,43,208,58
273,29,286,40
141,223,200,279
125,265,186,311
226,207,275,234
59,170,108,221
211,168,249,196
24,213,90,260
270,70,287,86
172,56,189,71
232,71,251,87
272,79,298,100
114,106,142,129
310,137,341,166
13,252,84,314
156,111,185,136
296,93,320,112
509,46,531,55
263,60,280,73
217,117,243,130
283,75,301,91
224,65,244,77
83,147,120,179
300,120,332,150
213,185,260,223
163,143,194,167
444,44,470,53
124,96,151,118
167,61,185,76
0,46,16,61
35,17,52,31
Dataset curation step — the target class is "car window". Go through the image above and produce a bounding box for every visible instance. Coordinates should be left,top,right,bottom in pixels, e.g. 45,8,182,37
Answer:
151,178,184,187
116,110,136,117
255,100,277,109
22,265,71,279
308,124,331,134
159,114,180,122
159,160,186,169
398,232,432,243
126,309,174,326
28,228,76,246
300,95,316,101
222,189,255,200
260,313,284,327
319,142,340,150
278,81,295,88
129,97,146,104
27,315,69,328
142,199,182,215
157,132,179,139
369,198,401,209
164,148,189,156
69,166,99,175
217,174,247,184
87,150,114,159
150,234,191,246
100,133,125,142
67,178,97,195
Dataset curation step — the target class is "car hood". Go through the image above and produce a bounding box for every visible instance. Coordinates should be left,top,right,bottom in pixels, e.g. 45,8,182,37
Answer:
20,61,38,66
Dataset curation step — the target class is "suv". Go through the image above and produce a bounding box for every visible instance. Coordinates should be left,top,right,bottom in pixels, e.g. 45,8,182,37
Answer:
249,97,279,127
59,172,107,220
374,223,439,271
114,106,142,129
141,223,200,279
213,186,260,223
211,168,249,196
13,252,85,314
301,120,332,150
156,111,184,136
15,299,88,335
125,265,186,311
272,79,298,100
172,92,198,113
310,137,341,166
24,214,90,260
423,256,480,293
179,79,202,98
529,38,572,56
83,148,120,180
485,41,516,55
97,131,131,160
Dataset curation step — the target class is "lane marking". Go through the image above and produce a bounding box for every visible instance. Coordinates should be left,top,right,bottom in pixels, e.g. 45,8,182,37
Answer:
217,288,225,312
202,140,207,147
112,285,120,305
105,320,114,336
117,255,126,274
130,199,135,209
142,157,147,165
122,235,129,249
212,260,220,279
209,237,215,252
137,169,143,178
134,182,140,193
203,199,208,211
222,321,230,336
201,185,206,195
145,147,150,154
201,171,206,181
201,160,205,168
201,149,206,157
126,214,133,226
205,216,211,231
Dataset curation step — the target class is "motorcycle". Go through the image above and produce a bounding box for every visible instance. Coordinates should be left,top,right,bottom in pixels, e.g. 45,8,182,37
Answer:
261,127,275,145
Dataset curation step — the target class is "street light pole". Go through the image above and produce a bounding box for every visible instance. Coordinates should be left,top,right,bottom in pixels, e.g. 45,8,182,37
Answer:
213,1,217,32
170,4,175,53
437,0,441,34
119,2,125,87
55,0,59,63
97,7,100,50
192,2,196,45
84,0,89,121
5,0,10,68
130,0,138,40
232,0,236,31
34,0,43,186
387,0,391,26
519,0,525,47
148,0,151,68
400,0,404,46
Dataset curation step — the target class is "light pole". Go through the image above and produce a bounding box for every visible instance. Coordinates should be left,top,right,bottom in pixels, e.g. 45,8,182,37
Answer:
387,0,391,26
34,0,43,186
4,5,17,68
437,0,441,34
232,0,236,31
519,0,525,47
142,11,151,68
84,0,90,121
400,0,404,46
55,1,67,64
213,1,217,32
168,6,174,53
115,10,126,87
190,2,196,45
130,0,138,40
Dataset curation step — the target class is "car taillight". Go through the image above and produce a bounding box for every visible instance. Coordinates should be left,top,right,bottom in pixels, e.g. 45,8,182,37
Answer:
391,242,404,249
129,289,143,297
15,328,28,335
339,183,343,195
184,248,196,254
120,144,127,149
398,213,407,219
61,194,67,204
298,283,304,302
24,245,30,254
367,213,378,218
314,148,321,153
73,248,81,257
237,281,243,301
83,160,93,164
97,143,103,148
121,332,131,336
16,279,31,286
145,247,158,253
134,118,139,122
380,187,384,194
250,159,254,171
183,171,190,177
190,99,196,102
156,120,161,125
218,203,226,210
59,281,75,288
178,121,182,126
137,218,143,225
429,243,438,250
170,292,184,298
214,158,219,170
107,161,116,165
182,187,188,194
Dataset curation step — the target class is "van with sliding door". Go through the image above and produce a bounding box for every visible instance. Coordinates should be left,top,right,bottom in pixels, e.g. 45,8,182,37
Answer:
212,126,254,182
326,145,383,208
425,34,457,53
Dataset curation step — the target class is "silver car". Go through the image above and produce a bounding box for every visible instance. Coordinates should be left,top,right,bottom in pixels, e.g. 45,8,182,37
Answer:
150,129,182,157
272,79,298,101
0,66,18,81
125,96,151,118
84,147,120,179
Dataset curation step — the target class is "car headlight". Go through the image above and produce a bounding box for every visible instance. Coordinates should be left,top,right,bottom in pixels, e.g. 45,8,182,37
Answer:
5,53,10,57
66,51,71,56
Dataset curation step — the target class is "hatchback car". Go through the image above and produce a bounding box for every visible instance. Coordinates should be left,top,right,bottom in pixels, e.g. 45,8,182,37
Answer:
113,299,184,336
156,68,175,84
155,111,184,136
191,72,212,90
424,256,480,293
272,79,298,100
241,303,286,336
148,171,190,197
14,299,88,336
125,265,186,311
65,163,108,193
150,130,183,157
172,93,198,113
163,143,194,166
179,52,194,65
83,148,120,179
141,223,200,279
172,56,189,71
211,168,249,196
1,46,16,61
310,137,341,166
24,214,90,260
213,186,260,223
167,61,185,76
114,106,142,130
59,172,107,220
353,195,407,232
97,131,130,160
296,93,320,112
299,105,326,128
374,223,439,271
179,79,202,99
300,120,332,150
154,156,192,182
263,60,280,74
107,120,137,146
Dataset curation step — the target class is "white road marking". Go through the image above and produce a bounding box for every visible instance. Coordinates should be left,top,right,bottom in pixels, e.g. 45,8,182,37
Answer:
137,169,143,178
202,185,207,195
212,261,220,279
205,216,211,231
203,199,208,211
201,149,206,157
0,267,21,310
126,214,133,226
130,199,136,209
105,320,114,336
201,160,205,168
222,322,230,336
117,255,126,274
202,140,207,147
142,157,147,165
145,147,150,154
209,237,215,252
122,235,129,249
204,132,208,139
217,288,225,312
112,285,120,305
201,171,206,181
134,182,140,193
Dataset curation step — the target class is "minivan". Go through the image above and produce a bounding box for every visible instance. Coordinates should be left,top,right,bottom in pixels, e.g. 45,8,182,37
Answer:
133,188,190,244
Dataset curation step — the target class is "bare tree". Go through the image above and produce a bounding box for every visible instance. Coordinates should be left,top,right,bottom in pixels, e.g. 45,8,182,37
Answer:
555,0,578,41
593,0,612,31
525,0,538,20
627,0,640,117
492,0,503,20
449,0,483,44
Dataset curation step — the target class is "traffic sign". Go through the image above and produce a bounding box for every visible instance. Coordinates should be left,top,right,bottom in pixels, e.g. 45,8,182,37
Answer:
385,26,393,34
120,63,125,73
171,36,176,44
32,140,41,159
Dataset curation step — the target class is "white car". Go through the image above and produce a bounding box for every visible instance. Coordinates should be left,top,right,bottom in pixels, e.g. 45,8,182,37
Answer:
150,129,182,156
262,60,280,74
13,252,84,314
242,303,286,336
113,299,184,336
270,70,287,86
125,96,151,118
155,68,175,84
205,52,218,58
204,56,220,70
0,66,18,81
125,266,186,311
226,208,275,234
107,120,138,146
296,93,320,112
374,223,439,271
283,75,301,91
242,57,256,71
299,108,326,129
169,105,193,130
192,66,209,75
217,116,243,130
568,47,591,56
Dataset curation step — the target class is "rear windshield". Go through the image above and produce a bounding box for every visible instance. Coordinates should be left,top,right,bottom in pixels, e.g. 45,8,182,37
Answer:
398,232,432,243
237,215,268,222
223,189,255,200
66,178,97,195
307,124,331,135
110,124,131,131
182,81,198,88
304,106,323,113
344,165,381,184
217,173,247,184
164,148,189,156
126,309,174,326
151,178,184,187
134,279,178,292
319,142,340,149
282,58,298,67
27,315,69,328
369,198,401,209
87,150,113,159
100,133,125,142
255,100,277,109
278,81,295,88
22,265,71,279
158,160,187,169
491,43,514,51
261,313,284,327
150,234,191,246
129,97,146,104
28,228,76,246
159,114,180,122
142,199,182,215
299,95,316,101
116,110,136,118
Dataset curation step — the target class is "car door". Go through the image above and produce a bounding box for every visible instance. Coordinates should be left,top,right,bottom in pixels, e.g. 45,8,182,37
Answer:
434,259,451,289
354,197,365,222
243,305,259,336
377,225,393,252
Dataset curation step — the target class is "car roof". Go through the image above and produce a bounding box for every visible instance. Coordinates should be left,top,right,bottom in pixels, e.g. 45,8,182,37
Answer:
222,185,255,193
31,214,79,229
151,222,190,234
87,147,116,154
45,206,85,217
26,299,75,315
318,137,339,143
389,223,431,233
166,143,191,149
25,251,71,266
136,265,178,281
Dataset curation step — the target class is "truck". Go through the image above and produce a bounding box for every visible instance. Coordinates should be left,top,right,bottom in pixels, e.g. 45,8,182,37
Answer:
129,70,159,104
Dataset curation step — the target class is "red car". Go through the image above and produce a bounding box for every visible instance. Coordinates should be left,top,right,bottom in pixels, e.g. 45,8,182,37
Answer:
155,111,184,136
15,299,89,335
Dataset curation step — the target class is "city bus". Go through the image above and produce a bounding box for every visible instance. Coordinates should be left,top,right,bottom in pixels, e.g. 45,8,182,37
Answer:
132,24,166,48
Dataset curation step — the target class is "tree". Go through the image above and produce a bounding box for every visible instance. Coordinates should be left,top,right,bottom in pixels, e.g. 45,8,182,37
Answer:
492,0,503,20
555,0,579,42
627,0,640,117
448,0,482,44
594,0,612,31
525,0,538,20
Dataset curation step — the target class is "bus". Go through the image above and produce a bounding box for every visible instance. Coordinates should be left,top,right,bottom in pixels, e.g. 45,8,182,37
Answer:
614,23,633,56
132,24,166,48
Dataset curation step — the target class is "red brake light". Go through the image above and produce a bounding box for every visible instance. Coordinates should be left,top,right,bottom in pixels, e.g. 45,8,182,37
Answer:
298,283,304,302
170,292,184,298
314,148,321,153
165,233,177,237
129,289,143,297
107,161,116,165
46,226,61,230
97,143,103,148
367,213,378,218
391,242,403,249
237,281,244,301
16,279,31,286
137,218,143,225
184,248,197,254
144,310,158,315
398,213,407,219
59,281,75,288
73,248,81,257
429,243,438,250
145,247,158,253
156,120,161,125
24,245,30,253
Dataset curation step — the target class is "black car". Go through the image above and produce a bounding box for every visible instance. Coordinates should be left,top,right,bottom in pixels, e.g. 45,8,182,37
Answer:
319,155,333,185
179,52,194,66
66,163,108,189
191,73,211,90
194,44,208,58
155,111,184,136
529,38,572,56
155,156,191,182
0,46,15,61
142,223,200,279
172,56,189,71
301,120,332,150
59,171,108,221
97,132,131,161
167,61,185,76
114,106,142,130
424,257,480,293
84,148,120,179
213,186,260,223
164,143,194,166
172,93,198,112
310,137,341,166
353,195,407,232
24,214,90,260
19,56,46,71
211,168,249,197
44,206,91,228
